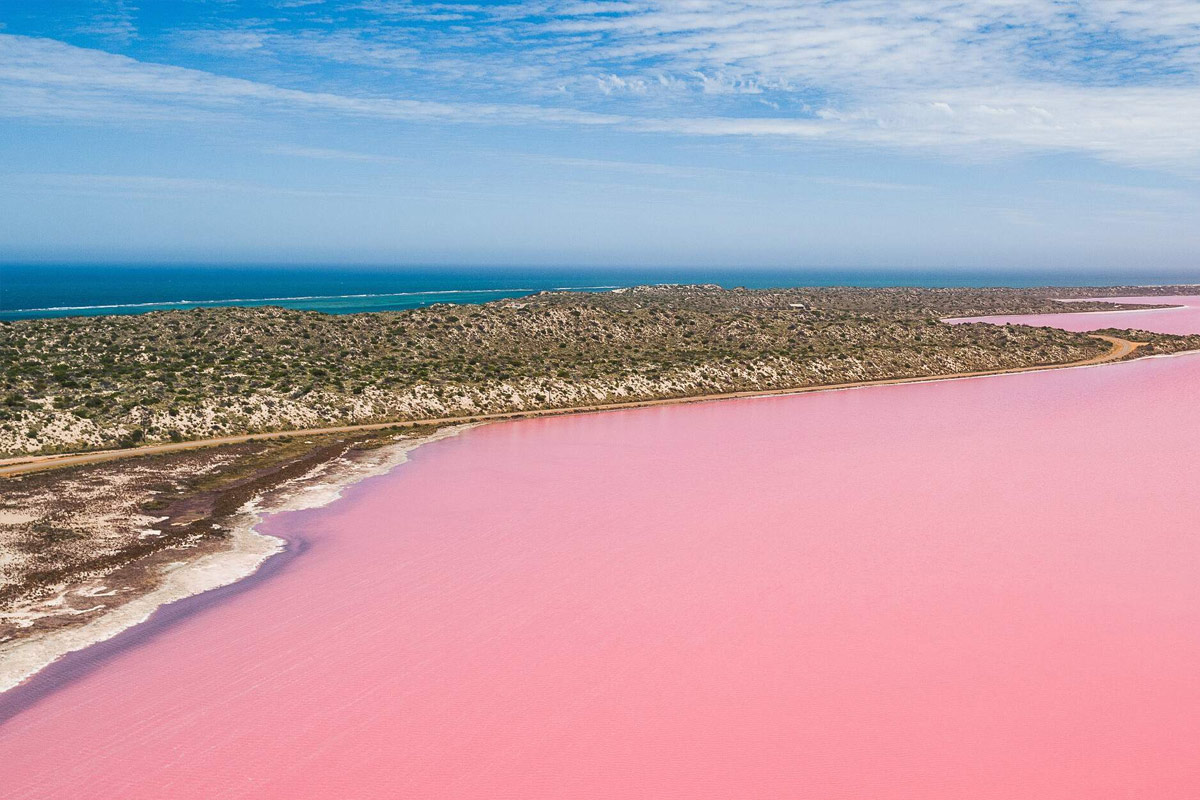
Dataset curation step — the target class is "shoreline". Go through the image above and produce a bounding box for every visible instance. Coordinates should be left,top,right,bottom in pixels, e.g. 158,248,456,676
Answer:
0,425,470,697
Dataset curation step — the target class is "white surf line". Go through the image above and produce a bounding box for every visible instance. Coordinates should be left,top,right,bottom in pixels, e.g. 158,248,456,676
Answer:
2,289,546,314
2,285,630,314
551,285,621,290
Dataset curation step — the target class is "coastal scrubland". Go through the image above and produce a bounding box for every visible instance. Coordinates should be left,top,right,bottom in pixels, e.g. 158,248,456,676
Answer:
5,284,1198,457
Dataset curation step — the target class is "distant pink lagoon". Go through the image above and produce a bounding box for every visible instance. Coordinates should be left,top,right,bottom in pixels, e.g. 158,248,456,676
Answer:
4,300,1200,798
950,294,1200,333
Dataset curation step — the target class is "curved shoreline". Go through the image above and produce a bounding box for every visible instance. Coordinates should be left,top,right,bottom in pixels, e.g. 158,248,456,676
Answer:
0,336,1171,701
0,337,1158,700
0,426,471,698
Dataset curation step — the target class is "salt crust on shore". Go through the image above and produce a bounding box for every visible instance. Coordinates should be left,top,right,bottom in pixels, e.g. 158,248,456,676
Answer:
0,425,471,695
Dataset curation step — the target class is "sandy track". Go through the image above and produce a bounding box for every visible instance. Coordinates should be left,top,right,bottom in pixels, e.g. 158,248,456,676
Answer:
0,335,1144,477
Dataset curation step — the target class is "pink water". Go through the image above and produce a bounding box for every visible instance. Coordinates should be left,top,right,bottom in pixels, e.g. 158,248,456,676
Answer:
4,309,1200,797
950,294,1200,333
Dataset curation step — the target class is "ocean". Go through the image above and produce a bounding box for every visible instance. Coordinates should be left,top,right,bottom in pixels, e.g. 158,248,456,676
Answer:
2,264,1198,321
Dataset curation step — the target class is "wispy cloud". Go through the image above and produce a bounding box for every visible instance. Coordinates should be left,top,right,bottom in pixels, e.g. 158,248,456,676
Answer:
0,35,626,125
4,0,1200,173
2,172,375,199
264,144,411,163
227,0,1200,97
74,0,139,45
513,153,933,194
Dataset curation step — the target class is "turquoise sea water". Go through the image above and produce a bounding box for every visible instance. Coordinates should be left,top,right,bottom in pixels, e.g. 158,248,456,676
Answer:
2,264,1198,321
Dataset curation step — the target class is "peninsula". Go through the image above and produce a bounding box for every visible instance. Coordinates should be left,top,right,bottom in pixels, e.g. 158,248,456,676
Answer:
2,284,1198,691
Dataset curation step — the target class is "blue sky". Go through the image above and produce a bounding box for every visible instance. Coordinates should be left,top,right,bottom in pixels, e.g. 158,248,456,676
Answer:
1,0,1199,269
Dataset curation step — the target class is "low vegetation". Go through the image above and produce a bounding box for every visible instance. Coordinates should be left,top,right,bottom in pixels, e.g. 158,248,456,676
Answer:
2,284,1198,457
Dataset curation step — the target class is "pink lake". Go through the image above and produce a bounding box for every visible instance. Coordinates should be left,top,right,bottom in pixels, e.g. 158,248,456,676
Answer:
3,302,1200,798
949,294,1200,333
